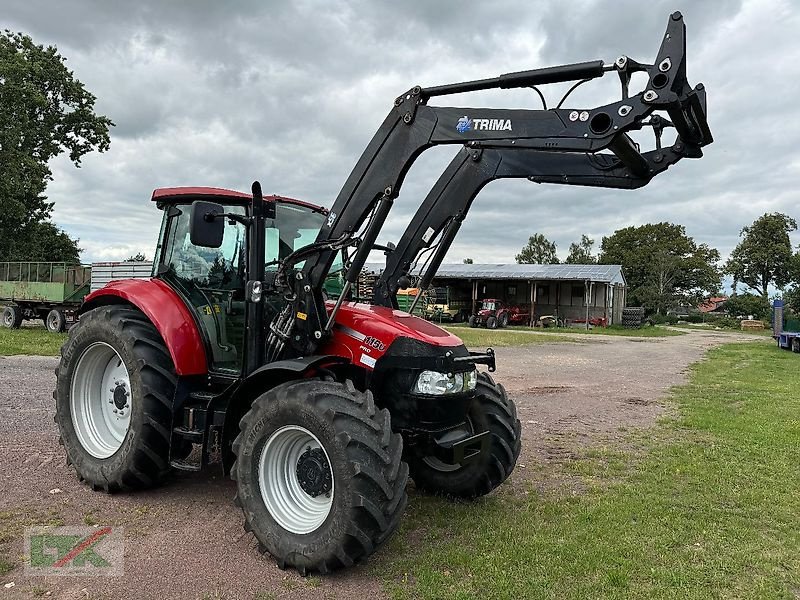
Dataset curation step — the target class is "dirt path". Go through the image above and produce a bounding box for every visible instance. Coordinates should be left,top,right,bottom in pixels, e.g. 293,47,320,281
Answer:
0,330,762,599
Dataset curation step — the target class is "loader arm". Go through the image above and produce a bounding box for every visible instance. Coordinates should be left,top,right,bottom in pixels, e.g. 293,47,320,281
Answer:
271,11,711,358
372,140,689,308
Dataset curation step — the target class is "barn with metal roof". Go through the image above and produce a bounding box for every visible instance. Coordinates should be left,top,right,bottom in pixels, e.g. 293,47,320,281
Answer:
364,263,627,327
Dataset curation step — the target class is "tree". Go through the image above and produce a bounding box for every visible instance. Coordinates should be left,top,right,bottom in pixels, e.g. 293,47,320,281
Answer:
565,235,596,264
0,30,113,262
725,213,797,299
125,253,148,262
599,223,721,314
515,233,559,264
463,257,473,264
723,293,770,320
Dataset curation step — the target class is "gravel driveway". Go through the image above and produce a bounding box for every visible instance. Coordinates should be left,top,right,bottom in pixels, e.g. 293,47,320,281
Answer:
0,329,759,599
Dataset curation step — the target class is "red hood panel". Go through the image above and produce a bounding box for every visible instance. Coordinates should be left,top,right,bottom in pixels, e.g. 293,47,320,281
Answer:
331,302,463,347
320,302,465,371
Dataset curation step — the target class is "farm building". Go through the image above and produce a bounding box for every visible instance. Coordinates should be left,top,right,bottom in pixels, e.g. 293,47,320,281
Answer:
363,263,627,326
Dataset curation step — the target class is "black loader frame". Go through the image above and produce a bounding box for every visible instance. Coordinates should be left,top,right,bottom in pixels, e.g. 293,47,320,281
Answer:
271,12,711,357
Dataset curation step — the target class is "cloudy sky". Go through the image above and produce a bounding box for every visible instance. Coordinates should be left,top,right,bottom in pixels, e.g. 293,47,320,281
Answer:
7,0,800,282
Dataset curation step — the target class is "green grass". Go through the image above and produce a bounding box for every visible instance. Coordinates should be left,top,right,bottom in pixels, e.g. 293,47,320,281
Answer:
447,322,683,338
671,323,774,336
0,326,66,356
380,341,800,599
443,326,575,347
515,324,684,337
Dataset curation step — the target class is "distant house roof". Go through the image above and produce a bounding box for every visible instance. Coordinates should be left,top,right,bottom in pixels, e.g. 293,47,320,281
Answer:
365,263,626,285
698,296,728,313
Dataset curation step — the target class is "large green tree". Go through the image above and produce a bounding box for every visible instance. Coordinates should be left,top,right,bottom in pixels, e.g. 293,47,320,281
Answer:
565,234,596,264
515,233,559,264
599,222,721,314
725,213,797,299
0,30,113,262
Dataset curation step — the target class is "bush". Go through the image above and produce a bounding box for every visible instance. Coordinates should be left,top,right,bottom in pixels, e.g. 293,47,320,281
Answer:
650,313,678,325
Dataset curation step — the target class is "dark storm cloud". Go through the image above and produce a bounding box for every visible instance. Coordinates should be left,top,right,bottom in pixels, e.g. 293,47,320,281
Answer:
5,0,800,283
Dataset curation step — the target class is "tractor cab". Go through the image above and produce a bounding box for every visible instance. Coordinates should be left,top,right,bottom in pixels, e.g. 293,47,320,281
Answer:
151,187,341,374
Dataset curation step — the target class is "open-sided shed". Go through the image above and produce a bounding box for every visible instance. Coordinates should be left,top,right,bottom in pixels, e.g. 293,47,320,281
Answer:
426,263,626,325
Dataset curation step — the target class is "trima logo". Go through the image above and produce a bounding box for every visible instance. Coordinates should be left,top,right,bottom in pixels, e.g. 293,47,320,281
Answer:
456,116,512,133
25,526,124,576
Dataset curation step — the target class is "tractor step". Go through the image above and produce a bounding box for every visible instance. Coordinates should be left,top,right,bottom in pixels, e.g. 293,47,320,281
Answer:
172,426,204,443
188,390,217,403
169,458,202,472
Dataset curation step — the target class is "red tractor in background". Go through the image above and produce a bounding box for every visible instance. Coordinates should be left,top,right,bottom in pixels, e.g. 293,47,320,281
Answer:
469,299,530,329
54,13,711,575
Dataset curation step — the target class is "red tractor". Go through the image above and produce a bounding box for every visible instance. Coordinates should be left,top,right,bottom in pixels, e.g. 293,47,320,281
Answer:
54,13,711,575
469,299,530,329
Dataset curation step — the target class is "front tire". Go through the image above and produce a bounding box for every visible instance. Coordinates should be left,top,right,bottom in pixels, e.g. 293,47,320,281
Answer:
468,315,477,328
487,315,498,329
409,372,521,499
232,379,409,575
2,305,22,329
54,306,176,492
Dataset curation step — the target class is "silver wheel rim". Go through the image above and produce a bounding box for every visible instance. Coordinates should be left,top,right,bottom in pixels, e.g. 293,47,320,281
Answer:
70,342,132,459
258,425,334,534
3,310,12,327
47,312,60,331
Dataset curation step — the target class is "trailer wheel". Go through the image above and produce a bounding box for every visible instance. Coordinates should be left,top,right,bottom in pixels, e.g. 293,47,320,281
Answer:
2,305,23,329
792,338,800,353
487,316,498,329
232,379,408,575
55,305,176,492
46,309,66,333
409,372,521,499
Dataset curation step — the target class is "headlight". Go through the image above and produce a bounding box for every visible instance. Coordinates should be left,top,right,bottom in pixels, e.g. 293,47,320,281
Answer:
414,370,477,395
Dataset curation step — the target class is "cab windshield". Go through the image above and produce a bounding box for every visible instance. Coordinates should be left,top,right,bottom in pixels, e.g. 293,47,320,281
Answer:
482,301,496,311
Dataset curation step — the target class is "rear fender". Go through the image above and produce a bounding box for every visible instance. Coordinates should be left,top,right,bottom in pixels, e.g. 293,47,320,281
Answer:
80,279,207,376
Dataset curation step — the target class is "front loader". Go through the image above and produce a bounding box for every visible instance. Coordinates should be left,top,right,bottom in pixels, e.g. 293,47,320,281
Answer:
54,13,711,575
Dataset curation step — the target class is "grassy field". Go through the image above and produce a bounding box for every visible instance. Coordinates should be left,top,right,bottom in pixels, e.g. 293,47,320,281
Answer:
0,326,66,356
444,326,575,347
380,341,800,599
519,324,683,338
445,322,683,338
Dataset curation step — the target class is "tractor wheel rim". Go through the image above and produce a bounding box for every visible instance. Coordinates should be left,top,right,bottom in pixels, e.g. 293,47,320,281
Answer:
3,312,10,327
70,342,132,459
47,313,58,331
258,425,334,535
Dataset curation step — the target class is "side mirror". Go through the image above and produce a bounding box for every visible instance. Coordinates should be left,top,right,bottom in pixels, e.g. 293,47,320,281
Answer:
190,201,225,248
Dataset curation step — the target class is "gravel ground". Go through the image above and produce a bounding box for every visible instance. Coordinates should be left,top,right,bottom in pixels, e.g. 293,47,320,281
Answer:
0,329,761,599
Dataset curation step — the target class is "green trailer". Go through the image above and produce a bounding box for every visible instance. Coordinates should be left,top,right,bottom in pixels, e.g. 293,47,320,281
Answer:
0,262,91,333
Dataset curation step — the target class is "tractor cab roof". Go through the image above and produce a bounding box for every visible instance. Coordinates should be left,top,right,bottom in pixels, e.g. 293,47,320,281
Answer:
151,186,326,214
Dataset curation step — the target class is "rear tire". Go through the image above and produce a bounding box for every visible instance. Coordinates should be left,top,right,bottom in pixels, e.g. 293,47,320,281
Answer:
2,305,22,329
55,306,176,492
792,338,800,353
409,372,521,499
232,379,409,575
46,309,66,333
487,316,498,329
500,313,509,328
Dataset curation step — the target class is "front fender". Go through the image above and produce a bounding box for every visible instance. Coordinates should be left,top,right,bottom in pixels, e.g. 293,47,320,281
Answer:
80,279,207,376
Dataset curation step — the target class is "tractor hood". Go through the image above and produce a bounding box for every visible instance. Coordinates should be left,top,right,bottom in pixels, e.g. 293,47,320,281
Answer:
321,301,464,370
